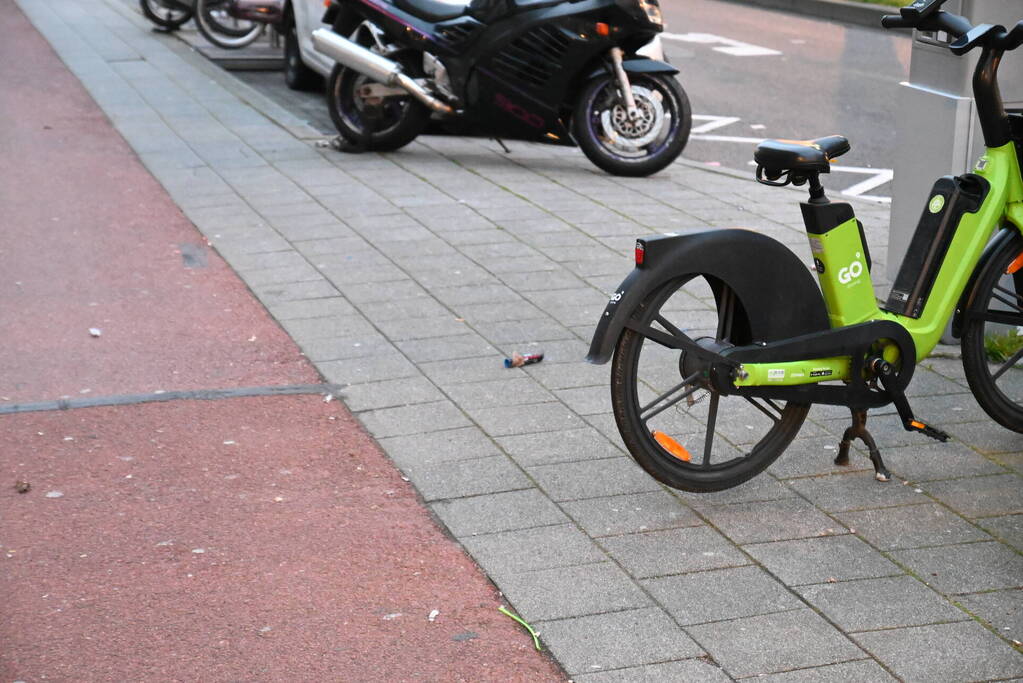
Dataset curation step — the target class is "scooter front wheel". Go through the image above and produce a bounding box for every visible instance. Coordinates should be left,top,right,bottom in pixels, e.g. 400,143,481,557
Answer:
610,274,808,492
573,72,691,177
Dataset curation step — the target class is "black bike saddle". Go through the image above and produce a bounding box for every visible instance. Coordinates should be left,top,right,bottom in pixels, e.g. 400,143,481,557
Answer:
754,135,850,174
395,0,468,22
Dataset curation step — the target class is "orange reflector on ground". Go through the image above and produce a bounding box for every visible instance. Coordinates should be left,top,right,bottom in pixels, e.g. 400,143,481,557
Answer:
1007,251,1023,275
652,431,691,461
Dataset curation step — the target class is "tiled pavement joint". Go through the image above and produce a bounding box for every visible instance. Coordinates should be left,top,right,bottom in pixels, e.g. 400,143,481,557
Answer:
18,0,1023,677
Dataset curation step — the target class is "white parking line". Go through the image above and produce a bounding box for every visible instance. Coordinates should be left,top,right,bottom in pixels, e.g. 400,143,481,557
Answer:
688,115,892,202
662,32,782,57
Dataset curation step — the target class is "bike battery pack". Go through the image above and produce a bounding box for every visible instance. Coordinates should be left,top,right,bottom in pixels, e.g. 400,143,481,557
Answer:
884,174,988,318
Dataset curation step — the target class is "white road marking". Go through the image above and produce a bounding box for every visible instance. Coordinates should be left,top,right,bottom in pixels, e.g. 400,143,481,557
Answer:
688,115,893,201
690,115,742,134
662,32,782,57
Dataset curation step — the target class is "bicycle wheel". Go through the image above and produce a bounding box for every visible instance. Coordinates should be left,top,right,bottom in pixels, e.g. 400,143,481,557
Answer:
140,0,193,30
961,231,1023,433
610,274,810,492
194,0,263,49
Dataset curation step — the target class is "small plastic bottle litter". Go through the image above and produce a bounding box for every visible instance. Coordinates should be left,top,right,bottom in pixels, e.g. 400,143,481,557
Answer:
504,351,544,368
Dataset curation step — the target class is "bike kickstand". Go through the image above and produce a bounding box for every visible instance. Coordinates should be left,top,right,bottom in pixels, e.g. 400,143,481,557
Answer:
835,409,891,482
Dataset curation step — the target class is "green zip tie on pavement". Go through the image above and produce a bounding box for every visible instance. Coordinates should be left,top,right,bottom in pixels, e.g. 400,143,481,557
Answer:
498,606,541,651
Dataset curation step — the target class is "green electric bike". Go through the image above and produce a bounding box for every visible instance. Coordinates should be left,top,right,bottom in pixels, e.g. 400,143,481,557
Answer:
588,0,1023,492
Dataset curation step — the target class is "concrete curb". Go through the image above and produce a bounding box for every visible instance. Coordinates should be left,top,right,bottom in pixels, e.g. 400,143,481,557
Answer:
722,0,892,30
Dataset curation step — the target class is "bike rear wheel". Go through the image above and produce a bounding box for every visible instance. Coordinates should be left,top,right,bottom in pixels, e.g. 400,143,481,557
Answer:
194,0,264,49
961,231,1023,433
610,274,808,492
140,0,193,30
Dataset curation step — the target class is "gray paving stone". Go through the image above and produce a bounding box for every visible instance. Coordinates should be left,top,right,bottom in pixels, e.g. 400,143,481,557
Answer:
852,621,1023,682
468,401,585,437
338,376,446,412
528,456,661,501
394,333,499,363
462,524,605,576
357,400,470,438
767,435,872,480
419,356,517,386
880,440,1009,483
445,377,555,410
602,526,749,579
554,385,612,416
673,474,798,510
562,491,699,537
748,659,895,682
537,608,703,676
698,497,844,545
787,472,929,513
797,575,966,632
836,503,990,551
572,658,732,683
978,514,1023,550
923,473,1023,519
400,454,530,502
430,488,568,537
254,279,340,302
945,421,1023,454
890,541,1023,594
317,351,420,385
496,426,622,467
299,334,393,362
497,562,650,622
687,609,865,678
378,426,499,468
747,534,903,586
645,566,801,625
958,589,1023,640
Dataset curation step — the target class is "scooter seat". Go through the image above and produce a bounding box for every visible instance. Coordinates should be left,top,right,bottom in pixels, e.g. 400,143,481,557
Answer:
754,135,850,174
395,0,468,22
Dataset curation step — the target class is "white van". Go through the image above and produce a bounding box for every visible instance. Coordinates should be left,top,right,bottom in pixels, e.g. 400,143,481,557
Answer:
281,0,333,89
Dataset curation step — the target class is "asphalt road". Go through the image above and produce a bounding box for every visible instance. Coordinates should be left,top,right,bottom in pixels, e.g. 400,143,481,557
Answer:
236,0,912,200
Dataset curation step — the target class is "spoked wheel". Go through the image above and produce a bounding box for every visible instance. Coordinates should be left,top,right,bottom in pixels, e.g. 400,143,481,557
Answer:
140,0,193,30
573,73,691,177
610,275,809,492
327,49,430,152
961,232,1023,433
194,0,264,49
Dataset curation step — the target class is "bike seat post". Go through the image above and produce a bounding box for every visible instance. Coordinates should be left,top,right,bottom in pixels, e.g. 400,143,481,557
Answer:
807,173,828,204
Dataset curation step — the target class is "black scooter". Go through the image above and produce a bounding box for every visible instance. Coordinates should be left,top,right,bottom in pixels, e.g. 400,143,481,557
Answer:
313,0,690,176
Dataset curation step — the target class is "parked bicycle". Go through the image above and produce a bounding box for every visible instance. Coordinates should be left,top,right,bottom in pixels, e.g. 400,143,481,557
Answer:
588,0,1023,491
139,0,270,50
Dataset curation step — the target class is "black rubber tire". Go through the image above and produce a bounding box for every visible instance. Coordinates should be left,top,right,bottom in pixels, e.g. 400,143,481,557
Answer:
194,0,263,49
573,72,691,177
326,57,430,152
610,275,809,492
961,232,1023,433
140,0,193,30
284,22,318,91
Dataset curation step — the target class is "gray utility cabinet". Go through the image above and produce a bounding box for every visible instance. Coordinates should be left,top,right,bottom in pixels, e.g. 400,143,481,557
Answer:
888,0,1023,283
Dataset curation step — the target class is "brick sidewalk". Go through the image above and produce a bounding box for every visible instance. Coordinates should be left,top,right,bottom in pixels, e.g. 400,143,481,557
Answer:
9,0,1023,678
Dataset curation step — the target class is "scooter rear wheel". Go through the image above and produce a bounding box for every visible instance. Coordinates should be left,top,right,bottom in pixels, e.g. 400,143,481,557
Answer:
610,274,808,492
194,0,264,49
573,72,691,177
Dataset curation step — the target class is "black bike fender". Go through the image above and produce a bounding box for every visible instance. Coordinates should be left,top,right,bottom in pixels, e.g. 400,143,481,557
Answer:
951,226,1023,337
622,58,679,75
586,230,830,364
584,57,679,81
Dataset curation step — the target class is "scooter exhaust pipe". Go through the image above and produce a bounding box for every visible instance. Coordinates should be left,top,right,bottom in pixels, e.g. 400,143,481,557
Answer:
311,28,454,115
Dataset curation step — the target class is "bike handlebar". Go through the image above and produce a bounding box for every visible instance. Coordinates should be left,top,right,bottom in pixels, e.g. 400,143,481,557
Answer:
883,7,1023,55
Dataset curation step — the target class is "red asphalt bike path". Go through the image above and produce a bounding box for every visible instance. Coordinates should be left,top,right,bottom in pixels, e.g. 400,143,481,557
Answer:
0,2,564,679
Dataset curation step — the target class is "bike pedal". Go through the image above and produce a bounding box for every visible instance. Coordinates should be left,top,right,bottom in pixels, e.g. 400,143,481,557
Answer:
907,419,950,443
